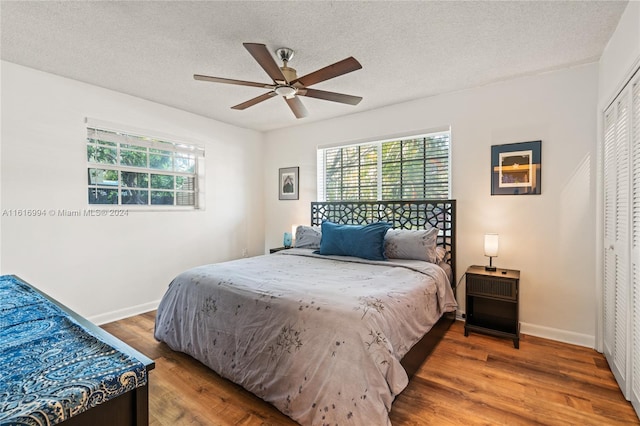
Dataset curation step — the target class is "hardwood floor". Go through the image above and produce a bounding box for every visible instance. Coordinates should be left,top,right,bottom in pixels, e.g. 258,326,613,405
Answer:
102,312,640,425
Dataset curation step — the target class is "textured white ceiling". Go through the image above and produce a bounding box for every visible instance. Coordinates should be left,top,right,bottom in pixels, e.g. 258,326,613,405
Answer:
0,1,628,132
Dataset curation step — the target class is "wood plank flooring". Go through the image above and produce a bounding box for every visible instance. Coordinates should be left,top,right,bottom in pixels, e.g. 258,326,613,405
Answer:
102,312,640,425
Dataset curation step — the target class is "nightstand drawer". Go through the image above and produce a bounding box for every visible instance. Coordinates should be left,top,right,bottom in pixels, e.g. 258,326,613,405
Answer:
467,275,516,300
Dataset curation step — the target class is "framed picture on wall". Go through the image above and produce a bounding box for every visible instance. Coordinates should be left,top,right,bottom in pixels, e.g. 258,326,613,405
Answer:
491,141,541,195
279,167,299,200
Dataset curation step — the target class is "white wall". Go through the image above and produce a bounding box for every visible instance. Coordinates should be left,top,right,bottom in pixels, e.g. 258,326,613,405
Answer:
598,1,640,107
0,58,604,345
0,61,265,323
595,1,640,351
263,64,599,347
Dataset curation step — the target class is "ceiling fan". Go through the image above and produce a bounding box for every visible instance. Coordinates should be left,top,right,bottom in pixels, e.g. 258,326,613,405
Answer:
194,43,363,119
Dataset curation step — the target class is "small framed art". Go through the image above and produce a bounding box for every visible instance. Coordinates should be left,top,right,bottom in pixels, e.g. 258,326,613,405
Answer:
279,167,299,200
491,141,541,195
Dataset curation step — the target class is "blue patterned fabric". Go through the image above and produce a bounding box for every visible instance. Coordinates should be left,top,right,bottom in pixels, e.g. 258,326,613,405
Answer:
0,275,147,426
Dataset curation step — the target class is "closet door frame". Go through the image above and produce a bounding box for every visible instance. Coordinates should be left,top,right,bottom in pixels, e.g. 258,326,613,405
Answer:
600,64,640,418
602,91,631,398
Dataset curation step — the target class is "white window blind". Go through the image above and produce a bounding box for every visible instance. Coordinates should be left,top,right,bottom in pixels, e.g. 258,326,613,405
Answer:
318,131,450,201
86,123,205,209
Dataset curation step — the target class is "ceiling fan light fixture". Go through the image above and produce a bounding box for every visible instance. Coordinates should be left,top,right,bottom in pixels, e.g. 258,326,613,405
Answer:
274,85,297,97
276,47,295,63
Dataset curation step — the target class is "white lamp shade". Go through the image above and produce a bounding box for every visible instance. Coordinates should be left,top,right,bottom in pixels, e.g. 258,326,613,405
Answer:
484,233,499,257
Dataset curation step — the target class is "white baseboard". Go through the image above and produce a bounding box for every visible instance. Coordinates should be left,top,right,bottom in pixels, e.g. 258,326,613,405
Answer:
455,311,595,349
520,322,595,348
88,300,161,325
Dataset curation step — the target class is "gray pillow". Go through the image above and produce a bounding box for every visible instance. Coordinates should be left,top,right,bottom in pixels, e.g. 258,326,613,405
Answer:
294,225,322,249
435,246,447,263
384,228,439,263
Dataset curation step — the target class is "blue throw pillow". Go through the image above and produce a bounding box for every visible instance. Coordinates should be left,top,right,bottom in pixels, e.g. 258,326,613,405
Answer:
318,221,392,261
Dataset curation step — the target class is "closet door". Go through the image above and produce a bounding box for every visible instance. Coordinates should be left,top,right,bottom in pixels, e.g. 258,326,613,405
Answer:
631,75,640,416
603,102,617,370
603,90,631,398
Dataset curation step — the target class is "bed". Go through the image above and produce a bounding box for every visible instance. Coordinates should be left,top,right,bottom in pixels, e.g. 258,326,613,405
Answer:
154,199,457,425
0,275,154,426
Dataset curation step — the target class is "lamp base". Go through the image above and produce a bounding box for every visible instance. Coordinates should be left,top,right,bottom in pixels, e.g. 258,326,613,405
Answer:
485,255,497,272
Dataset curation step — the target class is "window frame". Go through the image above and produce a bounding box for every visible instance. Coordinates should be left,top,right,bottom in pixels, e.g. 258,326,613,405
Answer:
86,119,205,210
317,129,451,202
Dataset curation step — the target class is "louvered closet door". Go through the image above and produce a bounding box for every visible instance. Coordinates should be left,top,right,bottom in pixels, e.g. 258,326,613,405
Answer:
604,105,617,362
603,90,631,398
631,75,640,416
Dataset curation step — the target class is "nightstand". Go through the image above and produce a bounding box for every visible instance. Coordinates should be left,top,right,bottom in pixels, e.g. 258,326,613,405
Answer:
464,265,520,348
269,247,291,253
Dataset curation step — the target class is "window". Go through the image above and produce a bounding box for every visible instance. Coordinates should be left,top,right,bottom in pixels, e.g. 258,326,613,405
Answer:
318,130,450,201
86,123,204,208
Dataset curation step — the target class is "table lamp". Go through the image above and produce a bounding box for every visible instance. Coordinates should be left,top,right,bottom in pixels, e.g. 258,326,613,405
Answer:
484,233,499,271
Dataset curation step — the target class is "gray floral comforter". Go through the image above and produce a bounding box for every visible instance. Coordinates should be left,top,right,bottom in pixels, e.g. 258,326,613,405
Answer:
154,249,457,425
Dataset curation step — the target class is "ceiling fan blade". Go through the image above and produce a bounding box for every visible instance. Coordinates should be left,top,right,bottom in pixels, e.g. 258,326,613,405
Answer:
292,57,362,87
243,43,287,83
297,88,362,105
231,91,277,110
194,74,274,89
285,96,308,119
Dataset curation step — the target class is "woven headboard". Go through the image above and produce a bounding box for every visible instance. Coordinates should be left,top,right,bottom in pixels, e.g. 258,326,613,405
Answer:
310,199,456,285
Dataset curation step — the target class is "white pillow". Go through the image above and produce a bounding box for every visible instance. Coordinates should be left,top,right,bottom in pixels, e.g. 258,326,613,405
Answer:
294,225,322,249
